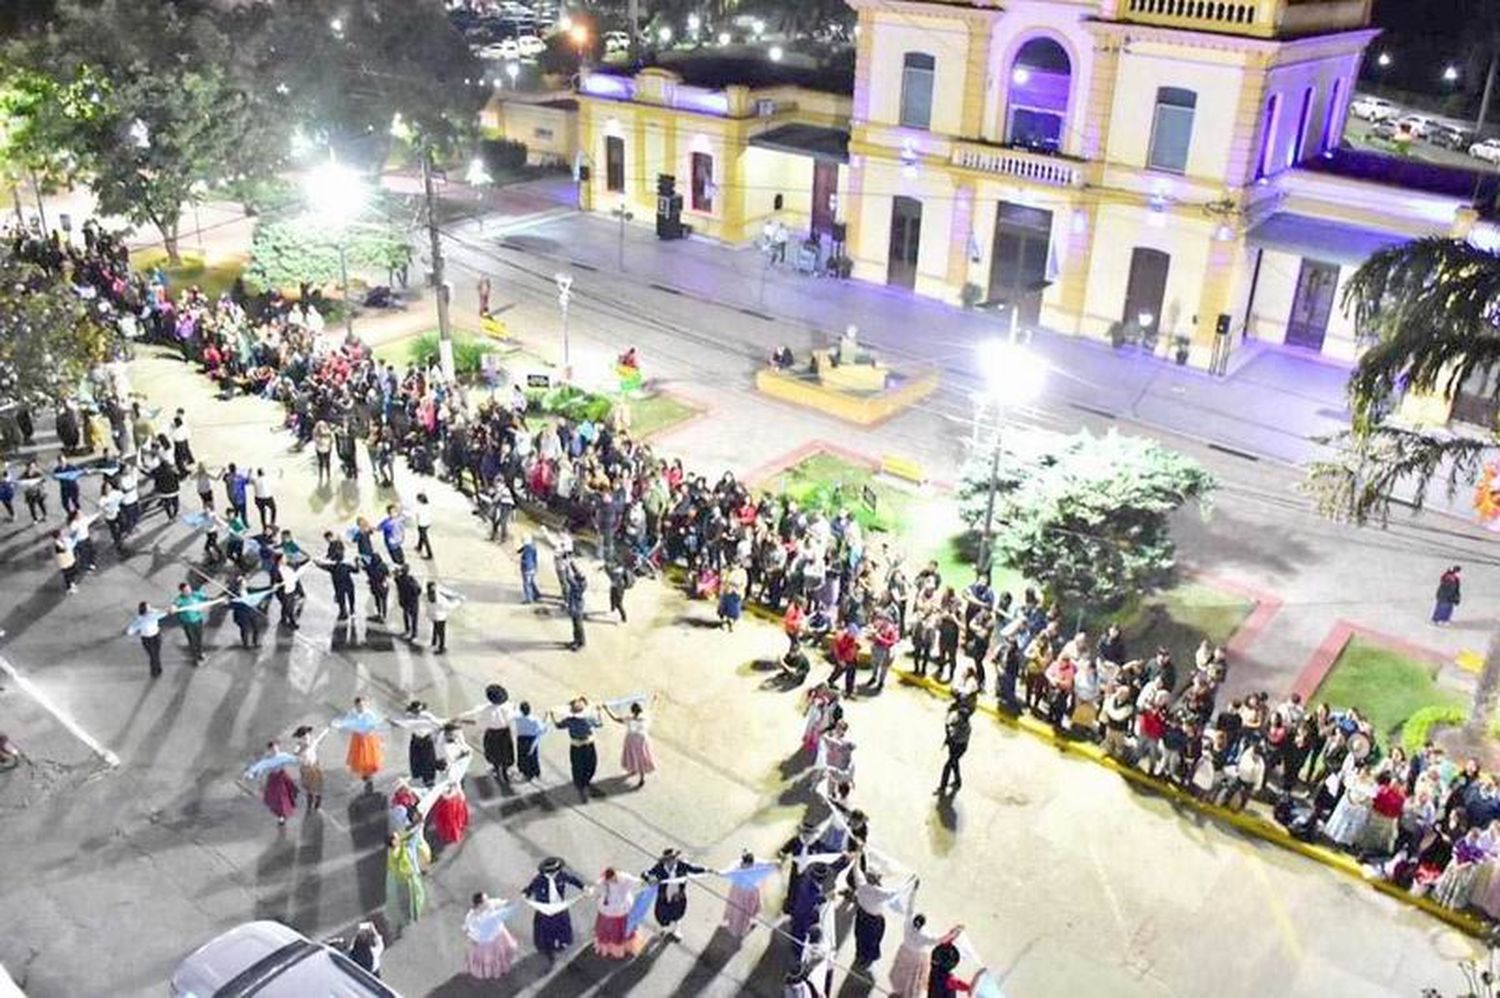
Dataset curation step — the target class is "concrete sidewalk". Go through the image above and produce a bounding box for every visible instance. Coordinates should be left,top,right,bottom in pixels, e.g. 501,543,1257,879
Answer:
488,193,1352,467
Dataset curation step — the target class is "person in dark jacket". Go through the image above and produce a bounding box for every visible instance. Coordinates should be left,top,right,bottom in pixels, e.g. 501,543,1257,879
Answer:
1433,565,1462,625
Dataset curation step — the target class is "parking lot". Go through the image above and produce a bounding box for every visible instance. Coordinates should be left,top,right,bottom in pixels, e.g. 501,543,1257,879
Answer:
1345,92,1500,169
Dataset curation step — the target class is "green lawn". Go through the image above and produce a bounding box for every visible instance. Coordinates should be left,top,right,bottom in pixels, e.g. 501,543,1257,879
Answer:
130,248,246,301
626,393,700,438
1313,637,1462,742
1113,582,1255,670
766,452,910,535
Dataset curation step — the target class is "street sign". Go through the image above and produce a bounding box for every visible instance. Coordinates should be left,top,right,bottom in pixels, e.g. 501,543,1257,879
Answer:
861,484,878,513
526,373,551,389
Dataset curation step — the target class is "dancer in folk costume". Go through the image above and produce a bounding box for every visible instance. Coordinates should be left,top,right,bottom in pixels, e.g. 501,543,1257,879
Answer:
852,868,918,968
292,725,330,811
461,684,516,783
244,741,299,826
332,697,386,792
391,701,445,788
430,724,475,845
604,696,657,786
720,852,777,939
464,892,520,980
553,698,605,801
888,910,964,998
801,684,842,754
513,701,546,782
642,847,708,939
776,818,828,915
592,868,646,959
522,857,587,963
385,780,446,928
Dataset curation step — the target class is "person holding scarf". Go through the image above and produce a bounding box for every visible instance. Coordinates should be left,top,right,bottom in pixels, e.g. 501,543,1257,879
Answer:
641,847,708,940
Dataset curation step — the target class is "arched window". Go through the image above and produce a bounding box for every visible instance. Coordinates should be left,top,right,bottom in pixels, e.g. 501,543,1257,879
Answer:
1005,37,1071,152
1256,93,1281,180
900,52,936,129
1147,87,1197,173
1322,78,1344,154
1290,86,1315,165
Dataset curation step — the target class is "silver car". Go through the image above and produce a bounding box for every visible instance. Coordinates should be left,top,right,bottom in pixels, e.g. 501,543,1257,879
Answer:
170,921,397,998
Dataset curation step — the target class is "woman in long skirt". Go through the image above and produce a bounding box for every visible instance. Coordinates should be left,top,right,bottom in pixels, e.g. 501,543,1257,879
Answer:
1433,827,1490,909
385,828,426,928
431,782,470,846
605,699,657,787
464,892,519,979
717,565,745,631
1323,766,1375,847
292,725,329,811
392,701,444,788
462,684,516,783
721,852,769,939
888,915,961,998
522,857,586,962
332,697,386,792
592,868,645,959
244,741,299,826
514,702,544,782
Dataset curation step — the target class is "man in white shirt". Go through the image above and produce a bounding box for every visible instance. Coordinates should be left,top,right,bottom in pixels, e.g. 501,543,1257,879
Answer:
253,468,278,530
127,601,168,677
414,492,435,559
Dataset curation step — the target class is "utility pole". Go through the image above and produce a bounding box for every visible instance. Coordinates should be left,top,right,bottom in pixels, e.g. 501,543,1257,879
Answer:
421,144,455,383
555,271,573,381
627,0,640,64
1478,51,1499,139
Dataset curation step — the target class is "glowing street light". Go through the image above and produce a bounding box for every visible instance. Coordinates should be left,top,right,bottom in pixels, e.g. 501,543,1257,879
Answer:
768,45,783,62
1377,51,1391,68
751,19,764,37
558,14,573,32
1012,67,1031,85
687,14,701,31
973,336,1046,572
301,160,369,335
658,25,673,44
1444,64,1460,83
505,62,520,87
330,16,344,35
717,31,731,46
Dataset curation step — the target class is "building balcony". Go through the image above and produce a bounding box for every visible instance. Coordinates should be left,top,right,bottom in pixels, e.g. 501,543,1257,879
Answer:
949,141,1085,188
1115,0,1369,38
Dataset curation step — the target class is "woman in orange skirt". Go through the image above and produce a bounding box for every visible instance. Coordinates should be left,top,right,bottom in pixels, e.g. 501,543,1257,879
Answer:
332,697,386,792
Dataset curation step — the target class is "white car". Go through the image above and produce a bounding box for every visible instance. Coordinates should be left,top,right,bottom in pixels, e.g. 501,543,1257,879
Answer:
1349,95,1397,121
1393,114,1437,139
1470,138,1500,163
171,921,397,998
478,38,521,60
604,30,630,52
516,34,545,57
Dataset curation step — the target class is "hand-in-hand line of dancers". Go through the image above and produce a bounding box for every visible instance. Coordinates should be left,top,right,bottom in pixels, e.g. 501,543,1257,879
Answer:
241,680,1000,997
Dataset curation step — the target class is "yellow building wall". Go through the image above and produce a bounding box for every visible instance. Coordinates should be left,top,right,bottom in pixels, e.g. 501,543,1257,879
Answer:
1105,48,1250,181
742,147,816,233
1082,204,1216,346
1247,248,1361,361
864,15,973,137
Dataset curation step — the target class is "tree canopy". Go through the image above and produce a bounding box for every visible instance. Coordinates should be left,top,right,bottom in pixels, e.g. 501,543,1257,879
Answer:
0,246,111,409
1305,237,1500,523
958,430,1215,614
248,208,412,292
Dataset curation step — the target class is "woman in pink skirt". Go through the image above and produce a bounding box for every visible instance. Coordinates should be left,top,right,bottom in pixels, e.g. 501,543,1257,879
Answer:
605,700,657,787
888,914,962,998
463,892,519,979
244,741,299,827
721,852,772,939
592,868,645,959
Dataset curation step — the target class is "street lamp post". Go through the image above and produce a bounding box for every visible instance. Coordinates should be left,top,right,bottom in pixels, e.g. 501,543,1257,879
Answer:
973,336,1046,574
301,159,370,339
611,201,634,271
555,271,574,380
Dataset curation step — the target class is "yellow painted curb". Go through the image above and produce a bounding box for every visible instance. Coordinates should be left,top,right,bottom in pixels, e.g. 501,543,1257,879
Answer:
894,668,1494,940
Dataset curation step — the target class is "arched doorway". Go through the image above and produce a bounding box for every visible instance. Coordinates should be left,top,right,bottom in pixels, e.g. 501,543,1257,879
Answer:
1005,37,1071,153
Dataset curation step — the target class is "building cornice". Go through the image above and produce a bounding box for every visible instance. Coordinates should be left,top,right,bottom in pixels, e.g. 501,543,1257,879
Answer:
1082,18,1376,58
844,0,1000,22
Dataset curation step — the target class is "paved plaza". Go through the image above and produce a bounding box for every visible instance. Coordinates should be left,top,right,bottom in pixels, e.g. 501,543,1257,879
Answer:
0,187,1497,997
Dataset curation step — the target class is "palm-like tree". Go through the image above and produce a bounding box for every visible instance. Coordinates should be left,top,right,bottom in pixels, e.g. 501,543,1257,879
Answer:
1306,236,1500,739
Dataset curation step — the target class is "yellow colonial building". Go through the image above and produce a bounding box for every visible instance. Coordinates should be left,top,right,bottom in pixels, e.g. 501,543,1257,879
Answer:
573,0,1500,390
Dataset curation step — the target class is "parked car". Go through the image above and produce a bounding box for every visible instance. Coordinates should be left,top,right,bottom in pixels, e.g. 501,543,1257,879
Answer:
516,33,545,57
604,30,630,52
1429,124,1476,150
478,38,521,60
1470,138,1500,163
1349,94,1398,121
171,921,398,998
1392,114,1437,139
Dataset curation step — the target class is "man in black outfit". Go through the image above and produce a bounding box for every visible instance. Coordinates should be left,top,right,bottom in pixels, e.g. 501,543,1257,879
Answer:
936,700,973,797
395,564,422,640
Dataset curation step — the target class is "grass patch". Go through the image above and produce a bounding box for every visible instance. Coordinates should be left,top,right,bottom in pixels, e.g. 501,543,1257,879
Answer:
766,452,909,534
1113,582,1254,671
627,393,699,438
130,248,246,301
1313,637,1462,743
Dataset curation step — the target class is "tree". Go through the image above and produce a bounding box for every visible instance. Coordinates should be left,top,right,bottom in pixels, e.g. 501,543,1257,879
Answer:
229,0,484,168
1305,236,1500,739
958,430,1215,615
247,210,411,292
0,246,111,412
11,0,283,262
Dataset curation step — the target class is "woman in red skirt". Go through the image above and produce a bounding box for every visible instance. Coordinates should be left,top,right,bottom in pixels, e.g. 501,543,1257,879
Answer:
431,781,470,846
244,741,299,826
592,868,644,959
